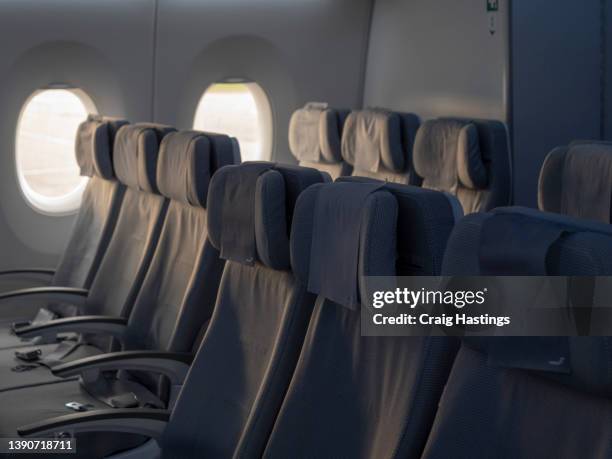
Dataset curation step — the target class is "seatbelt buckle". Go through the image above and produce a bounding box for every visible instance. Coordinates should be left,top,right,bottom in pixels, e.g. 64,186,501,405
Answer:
14,348,42,362
65,402,91,412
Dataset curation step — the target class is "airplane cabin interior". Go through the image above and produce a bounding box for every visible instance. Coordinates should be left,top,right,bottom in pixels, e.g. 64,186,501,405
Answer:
0,1,610,458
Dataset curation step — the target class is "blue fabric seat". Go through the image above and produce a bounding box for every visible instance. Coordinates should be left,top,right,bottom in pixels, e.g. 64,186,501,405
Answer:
263,179,460,459
423,207,612,459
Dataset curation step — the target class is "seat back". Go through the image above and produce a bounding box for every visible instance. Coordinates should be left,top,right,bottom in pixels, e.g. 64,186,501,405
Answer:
52,116,128,293
423,207,612,459
124,130,235,354
159,162,326,458
289,102,350,179
342,108,420,184
119,131,235,401
263,180,459,459
539,141,612,223
83,123,174,322
412,118,511,214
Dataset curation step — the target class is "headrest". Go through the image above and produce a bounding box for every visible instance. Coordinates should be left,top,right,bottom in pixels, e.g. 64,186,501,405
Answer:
157,130,236,207
75,115,129,179
413,118,488,191
538,142,612,223
444,207,612,277
291,179,458,309
113,123,176,192
341,108,419,174
442,207,612,397
288,102,349,163
207,162,326,270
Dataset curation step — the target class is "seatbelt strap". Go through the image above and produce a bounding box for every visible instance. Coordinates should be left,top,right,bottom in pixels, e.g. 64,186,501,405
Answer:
12,340,81,372
38,340,83,367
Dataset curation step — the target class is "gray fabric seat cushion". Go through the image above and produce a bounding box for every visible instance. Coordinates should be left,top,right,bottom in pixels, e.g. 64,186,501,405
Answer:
158,162,325,458
342,108,420,184
263,181,459,459
538,141,612,223
82,123,175,323
413,118,511,213
289,102,351,180
33,115,127,297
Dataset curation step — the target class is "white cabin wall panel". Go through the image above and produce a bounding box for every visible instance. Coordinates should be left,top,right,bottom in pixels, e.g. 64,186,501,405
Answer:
0,0,155,268
154,0,373,163
363,0,508,122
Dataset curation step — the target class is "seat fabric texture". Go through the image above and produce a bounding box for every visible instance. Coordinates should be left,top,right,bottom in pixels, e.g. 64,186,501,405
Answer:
289,102,351,179
539,141,612,223
263,180,459,459
422,207,612,459
156,162,326,458
342,108,420,184
412,117,511,214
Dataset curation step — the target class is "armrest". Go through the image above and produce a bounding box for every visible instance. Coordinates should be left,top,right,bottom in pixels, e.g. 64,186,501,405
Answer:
18,409,170,439
0,268,55,278
52,351,193,385
15,316,127,340
0,287,88,307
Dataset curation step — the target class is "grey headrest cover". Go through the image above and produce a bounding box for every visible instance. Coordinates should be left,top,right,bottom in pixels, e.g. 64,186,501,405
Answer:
157,131,215,207
413,119,487,191
341,108,406,173
113,123,176,192
291,182,398,309
75,115,128,179
288,103,345,163
207,163,326,270
460,207,612,397
539,143,612,223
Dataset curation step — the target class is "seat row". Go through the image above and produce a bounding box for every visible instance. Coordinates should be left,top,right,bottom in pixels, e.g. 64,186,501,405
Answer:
0,115,609,458
288,102,512,215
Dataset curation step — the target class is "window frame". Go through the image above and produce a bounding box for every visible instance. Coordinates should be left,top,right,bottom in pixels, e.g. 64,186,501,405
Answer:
15,87,97,217
192,81,274,162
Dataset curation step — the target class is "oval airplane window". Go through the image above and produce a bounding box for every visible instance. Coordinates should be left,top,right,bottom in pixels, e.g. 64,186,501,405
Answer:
16,88,95,215
193,82,273,161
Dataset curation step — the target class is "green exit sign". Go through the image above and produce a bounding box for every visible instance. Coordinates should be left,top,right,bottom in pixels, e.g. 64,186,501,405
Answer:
487,0,499,12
